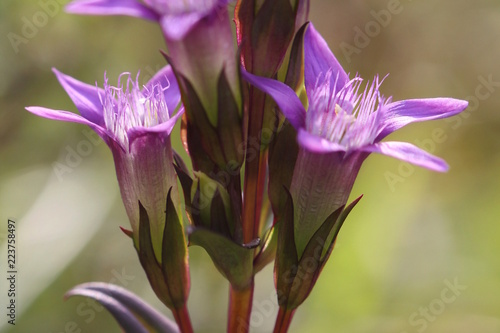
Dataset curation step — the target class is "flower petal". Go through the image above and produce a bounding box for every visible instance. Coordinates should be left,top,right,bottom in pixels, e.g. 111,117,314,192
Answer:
66,0,159,21
360,141,449,172
297,129,346,153
241,69,306,129
142,65,181,116
127,108,185,148
52,68,105,127
25,106,111,144
304,23,349,97
377,98,468,141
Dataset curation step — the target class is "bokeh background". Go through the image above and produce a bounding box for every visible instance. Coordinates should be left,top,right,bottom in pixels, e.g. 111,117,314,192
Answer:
1,0,499,332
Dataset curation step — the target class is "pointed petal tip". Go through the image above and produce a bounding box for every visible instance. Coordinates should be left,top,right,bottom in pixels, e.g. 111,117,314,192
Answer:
241,68,306,130
362,141,450,173
304,22,349,93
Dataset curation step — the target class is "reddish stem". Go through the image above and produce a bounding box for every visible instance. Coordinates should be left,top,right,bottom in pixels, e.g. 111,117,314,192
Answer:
172,304,194,333
273,307,296,333
227,282,255,333
242,87,268,244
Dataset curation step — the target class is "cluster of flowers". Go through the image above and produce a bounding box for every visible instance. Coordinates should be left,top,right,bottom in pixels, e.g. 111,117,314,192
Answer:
26,1,467,332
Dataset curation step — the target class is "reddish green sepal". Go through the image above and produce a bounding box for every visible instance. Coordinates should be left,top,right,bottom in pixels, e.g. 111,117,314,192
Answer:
275,191,363,310
136,189,189,311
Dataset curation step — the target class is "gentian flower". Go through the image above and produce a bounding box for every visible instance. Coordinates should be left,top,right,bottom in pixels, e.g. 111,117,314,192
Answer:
27,66,183,254
243,23,468,311
26,66,191,317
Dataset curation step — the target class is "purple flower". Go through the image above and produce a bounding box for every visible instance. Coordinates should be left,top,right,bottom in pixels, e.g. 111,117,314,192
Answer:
243,23,468,255
26,66,184,257
66,0,243,170
66,0,239,126
66,0,231,40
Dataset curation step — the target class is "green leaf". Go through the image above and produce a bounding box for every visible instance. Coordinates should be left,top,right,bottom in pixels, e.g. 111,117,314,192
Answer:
189,228,254,290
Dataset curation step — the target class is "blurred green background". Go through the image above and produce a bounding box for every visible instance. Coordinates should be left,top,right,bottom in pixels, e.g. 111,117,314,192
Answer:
1,0,499,332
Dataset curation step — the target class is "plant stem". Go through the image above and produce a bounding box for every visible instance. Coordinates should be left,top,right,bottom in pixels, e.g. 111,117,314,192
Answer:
273,307,295,333
172,304,194,333
227,281,255,333
242,87,268,244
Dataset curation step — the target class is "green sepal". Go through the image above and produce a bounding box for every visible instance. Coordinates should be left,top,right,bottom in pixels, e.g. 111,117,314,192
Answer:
173,150,190,177
189,228,256,290
251,0,296,76
285,22,308,94
217,68,244,167
191,172,234,234
275,189,299,307
210,187,235,239
177,72,226,166
137,190,189,311
268,121,298,216
119,226,134,239
173,163,197,225
161,188,190,309
285,204,344,309
138,201,174,309
320,195,363,263
277,195,363,310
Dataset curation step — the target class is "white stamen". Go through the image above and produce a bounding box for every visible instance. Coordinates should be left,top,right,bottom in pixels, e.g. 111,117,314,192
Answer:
307,70,390,150
100,72,171,148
